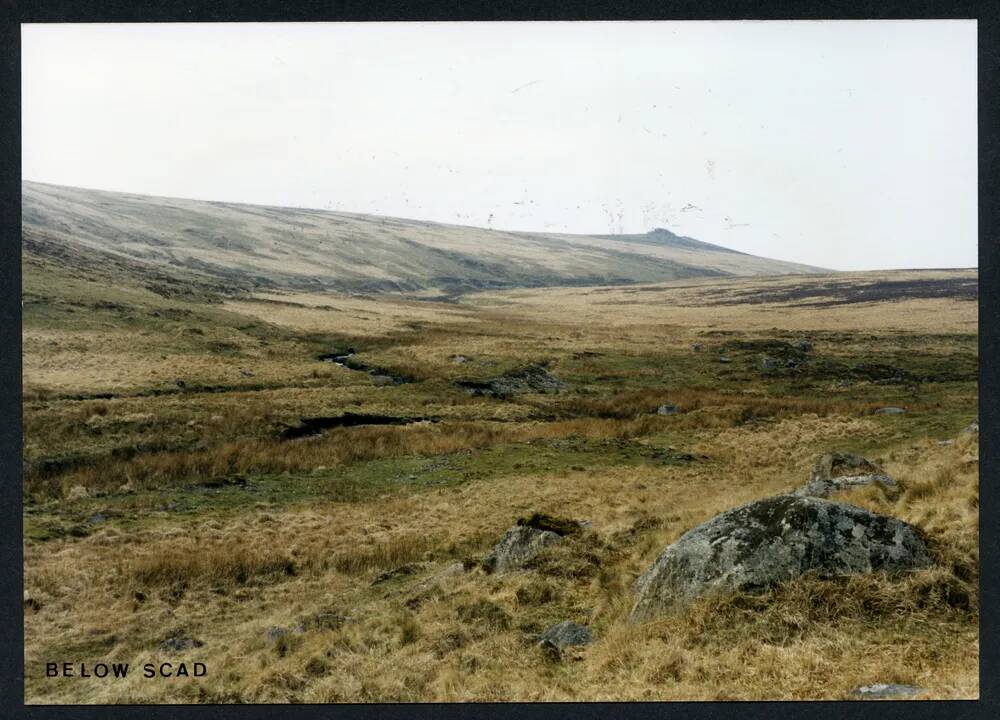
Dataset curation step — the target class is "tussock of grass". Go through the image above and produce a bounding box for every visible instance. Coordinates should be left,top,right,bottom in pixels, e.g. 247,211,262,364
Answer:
330,535,434,575
127,542,297,588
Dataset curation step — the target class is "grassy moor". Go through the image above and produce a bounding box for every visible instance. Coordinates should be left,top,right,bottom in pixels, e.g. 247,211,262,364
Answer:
22,185,978,703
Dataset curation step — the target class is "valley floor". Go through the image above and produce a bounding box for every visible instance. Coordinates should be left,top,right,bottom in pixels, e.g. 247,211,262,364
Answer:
22,266,979,702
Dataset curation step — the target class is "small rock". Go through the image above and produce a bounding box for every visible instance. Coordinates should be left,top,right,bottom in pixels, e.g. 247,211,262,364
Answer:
85,512,107,525
482,525,561,575
963,421,979,434
874,407,907,415
175,380,186,389
796,340,813,352
538,621,593,658
656,404,678,416
691,344,702,352
159,635,204,652
851,683,924,699
449,354,470,363
371,375,396,386
266,626,291,641
718,356,732,364
760,356,779,372
937,439,955,446
794,452,897,499
239,369,254,377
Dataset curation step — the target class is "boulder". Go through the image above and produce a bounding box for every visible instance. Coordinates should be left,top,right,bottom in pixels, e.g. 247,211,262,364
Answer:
630,495,932,621
794,452,897,498
457,363,563,398
482,525,561,574
537,621,593,658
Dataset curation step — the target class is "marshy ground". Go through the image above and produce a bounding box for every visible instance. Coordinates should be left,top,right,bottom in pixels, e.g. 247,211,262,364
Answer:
22,261,979,702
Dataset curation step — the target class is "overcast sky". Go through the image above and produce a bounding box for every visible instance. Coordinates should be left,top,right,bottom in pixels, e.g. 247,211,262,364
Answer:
22,21,977,270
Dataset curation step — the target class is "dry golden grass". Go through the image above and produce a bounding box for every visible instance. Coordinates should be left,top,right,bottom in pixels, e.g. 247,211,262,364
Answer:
22,269,978,703
23,416,978,703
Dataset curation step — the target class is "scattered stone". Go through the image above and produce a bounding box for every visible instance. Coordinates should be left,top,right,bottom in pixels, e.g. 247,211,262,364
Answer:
482,525,562,574
760,356,780,372
537,621,593,658
656,404,678,416
851,683,924,699
159,635,204,652
456,364,563,398
266,626,289,640
630,495,932,620
874,407,907,415
794,452,898,499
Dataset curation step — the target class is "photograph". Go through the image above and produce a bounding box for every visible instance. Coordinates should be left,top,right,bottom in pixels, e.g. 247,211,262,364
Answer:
19,20,979,703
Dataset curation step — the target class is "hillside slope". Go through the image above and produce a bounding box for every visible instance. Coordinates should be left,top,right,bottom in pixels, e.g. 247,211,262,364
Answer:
22,181,822,295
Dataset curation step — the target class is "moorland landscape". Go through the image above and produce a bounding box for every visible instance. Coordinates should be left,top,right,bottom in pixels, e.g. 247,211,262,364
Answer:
22,181,978,702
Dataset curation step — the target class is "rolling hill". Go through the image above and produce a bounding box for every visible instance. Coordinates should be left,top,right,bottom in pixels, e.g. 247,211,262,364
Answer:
22,181,822,296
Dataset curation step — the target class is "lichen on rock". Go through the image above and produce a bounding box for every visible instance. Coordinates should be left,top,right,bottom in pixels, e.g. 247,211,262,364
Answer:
630,495,932,621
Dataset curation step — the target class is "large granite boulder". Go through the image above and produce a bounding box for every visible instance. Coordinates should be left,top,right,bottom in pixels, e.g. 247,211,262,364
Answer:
630,495,932,621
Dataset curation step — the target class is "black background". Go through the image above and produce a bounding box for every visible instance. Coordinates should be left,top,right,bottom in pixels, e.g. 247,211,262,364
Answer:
1,2,996,718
